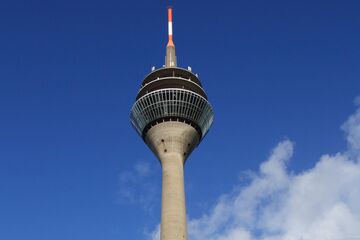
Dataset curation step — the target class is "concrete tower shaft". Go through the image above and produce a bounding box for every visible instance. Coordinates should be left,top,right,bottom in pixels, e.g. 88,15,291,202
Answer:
145,121,199,240
130,7,213,240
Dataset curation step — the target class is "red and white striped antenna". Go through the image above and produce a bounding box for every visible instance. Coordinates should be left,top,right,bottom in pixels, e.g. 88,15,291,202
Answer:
167,7,174,47
165,7,177,67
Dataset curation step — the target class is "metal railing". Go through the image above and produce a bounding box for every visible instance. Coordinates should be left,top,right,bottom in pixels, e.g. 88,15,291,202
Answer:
130,88,214,139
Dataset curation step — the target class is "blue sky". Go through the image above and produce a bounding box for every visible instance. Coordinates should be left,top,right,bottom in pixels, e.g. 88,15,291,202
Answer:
1,0,360,239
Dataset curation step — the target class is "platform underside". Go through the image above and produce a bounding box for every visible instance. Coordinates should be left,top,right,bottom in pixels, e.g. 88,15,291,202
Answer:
144,121,200,163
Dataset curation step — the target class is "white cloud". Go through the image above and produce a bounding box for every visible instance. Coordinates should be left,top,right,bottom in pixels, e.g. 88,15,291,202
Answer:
151,100,360,240
134,161,151,177
118,161,159,211
342,106,360,159
217,228,252,240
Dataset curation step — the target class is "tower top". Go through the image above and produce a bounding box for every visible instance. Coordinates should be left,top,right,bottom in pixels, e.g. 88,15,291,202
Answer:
165,7,177,67
130,7,213,141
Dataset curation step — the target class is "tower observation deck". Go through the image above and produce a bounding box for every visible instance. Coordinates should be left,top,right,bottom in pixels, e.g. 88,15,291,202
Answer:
130,7,214,240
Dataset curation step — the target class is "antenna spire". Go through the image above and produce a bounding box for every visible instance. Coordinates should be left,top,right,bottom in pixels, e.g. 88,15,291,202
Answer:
167,7,174,47
165,7,177,67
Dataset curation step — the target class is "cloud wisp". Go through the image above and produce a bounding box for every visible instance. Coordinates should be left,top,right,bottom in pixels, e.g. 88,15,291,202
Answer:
151,101,360,240
118,161,159,212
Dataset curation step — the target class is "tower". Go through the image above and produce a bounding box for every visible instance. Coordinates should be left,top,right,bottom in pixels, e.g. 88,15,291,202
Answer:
130,7,214,240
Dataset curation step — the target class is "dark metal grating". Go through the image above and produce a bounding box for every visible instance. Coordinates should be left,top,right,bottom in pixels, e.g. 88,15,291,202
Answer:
130,88,214,139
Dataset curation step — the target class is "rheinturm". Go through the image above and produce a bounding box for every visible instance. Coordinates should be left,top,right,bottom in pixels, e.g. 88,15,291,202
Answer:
130,7,214,240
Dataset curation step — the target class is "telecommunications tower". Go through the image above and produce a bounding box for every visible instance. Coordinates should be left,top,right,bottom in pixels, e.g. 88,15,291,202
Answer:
130,7,214,240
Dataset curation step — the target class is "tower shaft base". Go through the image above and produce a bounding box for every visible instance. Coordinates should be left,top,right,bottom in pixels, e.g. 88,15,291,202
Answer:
161,153,187,240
